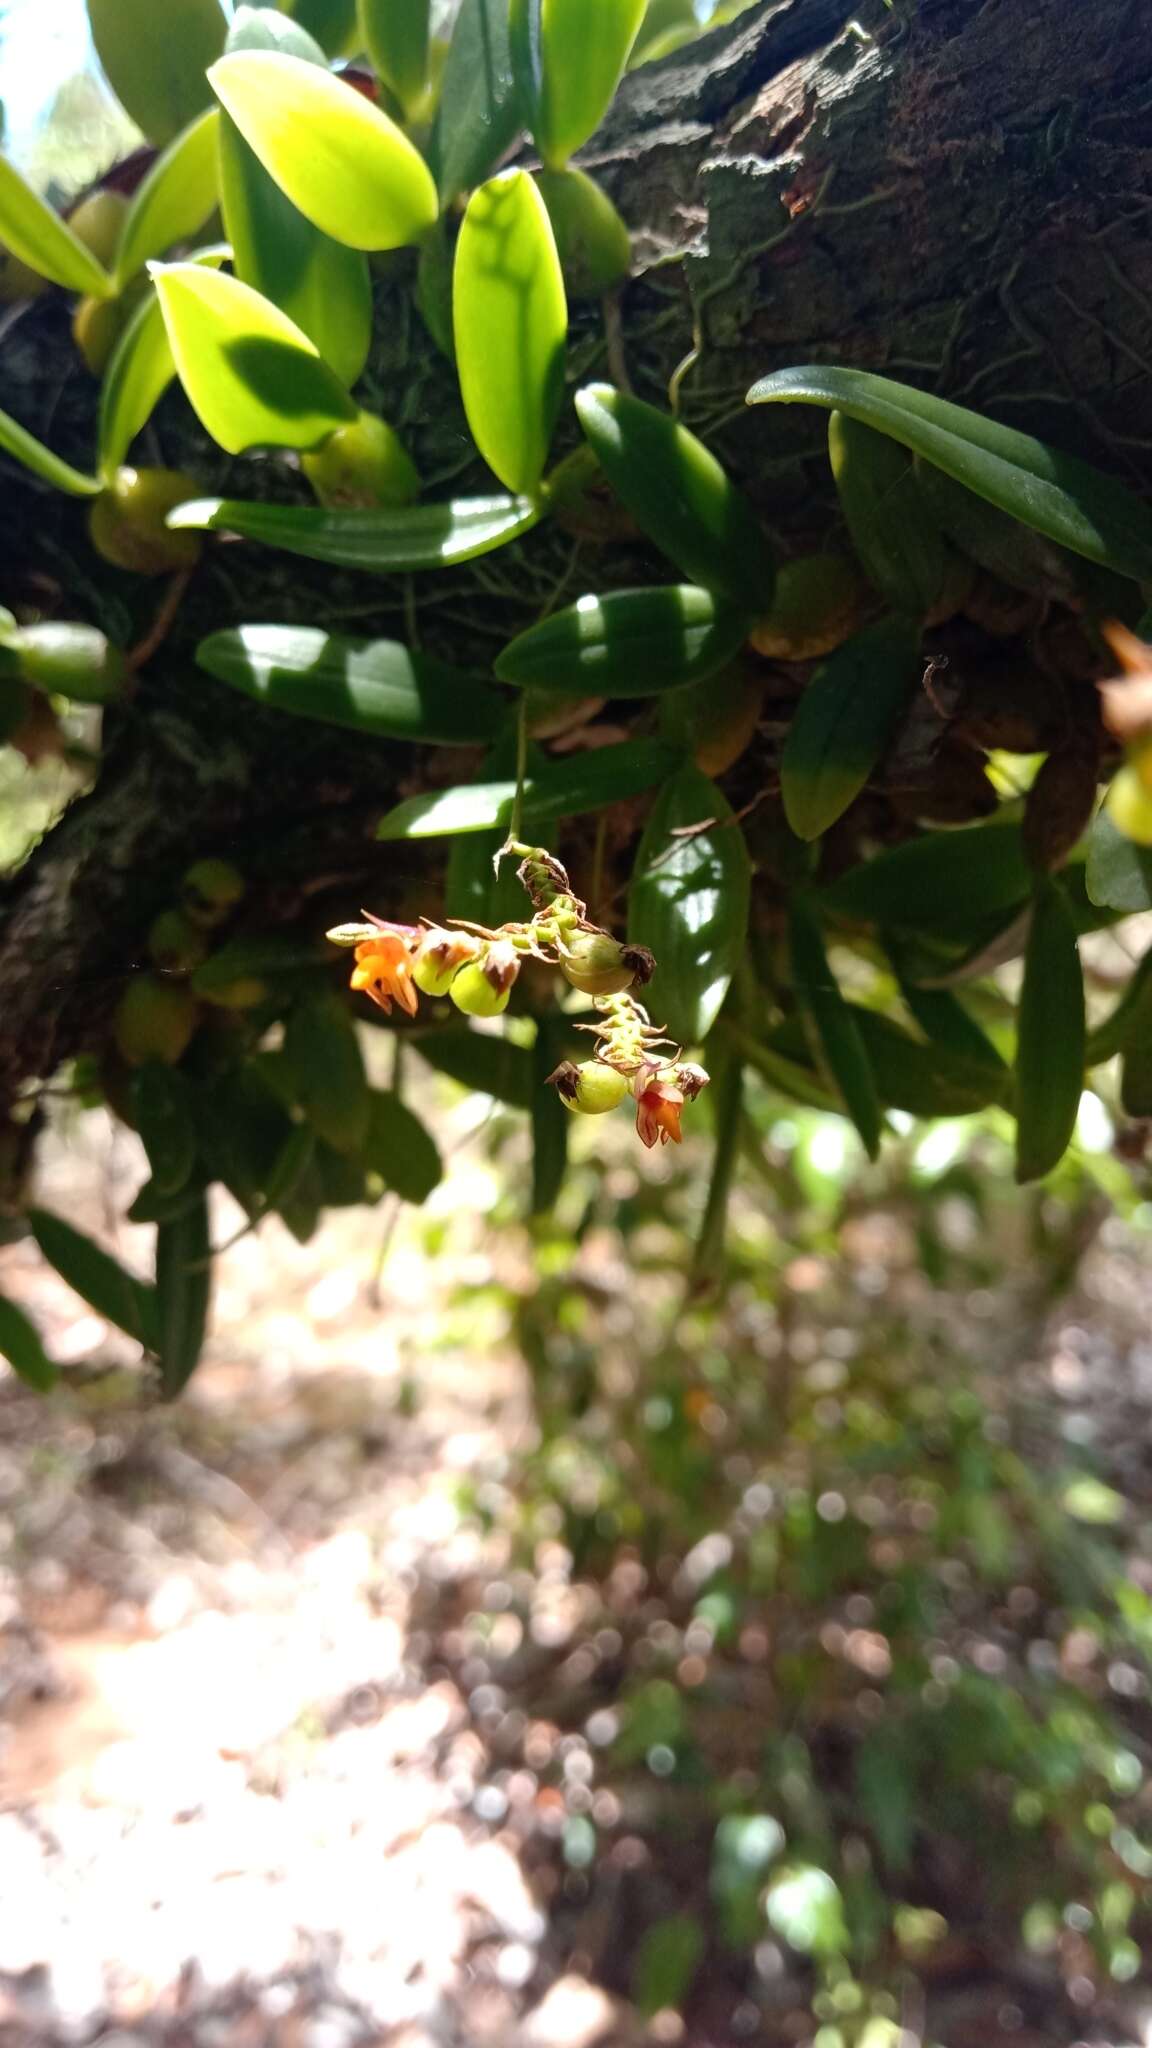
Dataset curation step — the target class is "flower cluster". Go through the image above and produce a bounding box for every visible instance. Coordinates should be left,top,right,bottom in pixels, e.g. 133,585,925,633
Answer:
329,846,710,1152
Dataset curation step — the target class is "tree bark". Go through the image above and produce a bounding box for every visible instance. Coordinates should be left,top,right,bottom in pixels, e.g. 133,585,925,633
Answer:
0,0,1149,1105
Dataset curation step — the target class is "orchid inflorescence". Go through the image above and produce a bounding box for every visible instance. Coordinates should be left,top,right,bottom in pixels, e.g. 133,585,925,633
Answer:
328,844,710,1150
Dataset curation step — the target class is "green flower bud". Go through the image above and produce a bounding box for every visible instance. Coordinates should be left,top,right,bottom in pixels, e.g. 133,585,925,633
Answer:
412,927,481,997
88,466,203,577
559,931,654,998
302,410,419,510
449,959,512,1017
113,976,197,1067
549,1059,629,1115
182,858,246,928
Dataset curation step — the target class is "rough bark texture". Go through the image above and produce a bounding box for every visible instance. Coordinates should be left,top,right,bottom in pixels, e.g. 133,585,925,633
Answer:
1,0,1150,1103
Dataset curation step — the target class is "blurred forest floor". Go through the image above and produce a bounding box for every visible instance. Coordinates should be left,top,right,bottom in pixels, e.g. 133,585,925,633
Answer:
1,1106,1152,2048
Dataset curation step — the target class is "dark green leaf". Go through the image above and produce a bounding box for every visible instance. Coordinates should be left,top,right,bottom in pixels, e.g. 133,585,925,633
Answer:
530,1018,568,1213
196,625,504,744
849,1008,1009,1116
633,1915,704,2021
377,738,681,838
781,615,922,840
429,0,521,202
191,934,327,994
888,951,1007,1075
496,584,749,696
195,1065,296,1216
1014,879,1085,1182
820,816,1032,933
828,411,949,614
1084,805,1152,914
284,995,370,1152
88,0,225,143
263,1123,317,1213
156,1193,212,1398
131,1064,196,1199
414,1028,533,1106
288,0,357,55
629,760,750,1043
1086,941,1152,1066
127,1178,209,1226
30,1208,157,1349
359,0,430,116
168,492,542,569
363,1091,443,1202
0,1295,57,1391
690,1050,742,1292
1121,1034,1152,1116
789,899,882,1159
913,457,1082,601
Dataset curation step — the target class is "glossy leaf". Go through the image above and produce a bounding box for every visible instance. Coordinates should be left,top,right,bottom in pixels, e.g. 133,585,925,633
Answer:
98,245,229,474
454,168,567,495
230,5,327,58
747,364,1152,582
363,1091,443,1202
284,995,370,1153
0,1295,57,1392
359,0,430,113
156,1194,213,1398
828,411,950,614
414,1028,533,1107
535,0,647,167
150,260,356,454
1084,805,1152,914
629,760,750,1043
575,382,772,611
130,1065,197,1199
168,491,541,568
9,622,128,704
1014,879,1084,1182
821,816,1032,934
496,585,749,696
0,155,113,296
88,0,226,144
781,616,922,840
377,737,681,837
509,0,543,130
29,1207,158,1349
220,9,371,387
430,0,521,201
197,624,504,744
291,0,357,54
531,1017,569,1214
115,110,220,288
789,898,882,1159
208,49,438,250
0,405,101,496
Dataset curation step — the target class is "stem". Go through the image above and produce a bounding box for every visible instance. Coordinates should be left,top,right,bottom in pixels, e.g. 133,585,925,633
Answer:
508,693,529,847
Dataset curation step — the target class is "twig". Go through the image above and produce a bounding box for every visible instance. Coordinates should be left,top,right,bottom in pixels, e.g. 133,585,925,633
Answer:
126,567,193,672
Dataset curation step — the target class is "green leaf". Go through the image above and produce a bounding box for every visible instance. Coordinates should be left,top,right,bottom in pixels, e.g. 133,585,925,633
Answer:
913,457,1082,601
0,1295,57,1392
535,0,646,167
99,245,229,474
363,1090,443,1201
230,5,327,59
290,0,357,54
1014,879,1085,1182
9,623,127,704
888,952,1007,1075
195,1065,295,1216
430,0,521,202
629,760,750,1043
190,934,327,996
130,1064,196,1199
155,1194,213,1398
765,1865,848,1960
789,898,882,1159
29,1207,158,1349
531,1018,568,1213
196,624,504,744
359,0,430,115
377,737,681,837
220,9,371,387
1121,1032,1152,1117
747,365,1152,583
712,1814,785,1950
535,167,631,297
1087,941,1152,1067
454,168,567,496
574,383,773,611
0,154,113,296
821,815,1032,934
496,585,749,696
88,0,226,144
690,1049,742,1291
828,411,950,614
1084,805,1152,914
150,259,356,454
283,995,370,1152
633,1915,704,2021
445,729,543,927
167,491,542,568
414,1027,533,1107
848,1008,1008,1116
509,0,543,130
208,49,438,250
0,405,101,496
781,615,923,840
114,110,220,288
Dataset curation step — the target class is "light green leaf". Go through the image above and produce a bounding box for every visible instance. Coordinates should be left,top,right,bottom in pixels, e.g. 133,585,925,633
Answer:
0,154,112,296
765,1865,849,1959
196,624,504,744
789,898,882,1159
747,364,1152,582
629,760,750,1043
454,168,567,495
781,615,922,840
150,259,356,453
168,491,541,567
156,1195,213,1399
359,0,430,115
114,109,221,289
536,0,646,167
363,1091,443,1202
574,383,773,610
0,406,101,496
0,1295,57,1392
99,245,230,475
1014,879,1085,1182
377,737,681,837
496,584,748,695
430,0,521,201
88,0,226,144
30,1207,158,1349
208,48,439,250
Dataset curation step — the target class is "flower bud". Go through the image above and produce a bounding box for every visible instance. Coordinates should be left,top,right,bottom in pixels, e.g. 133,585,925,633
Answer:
302,411,419,509
182,858,246,927
548,1059,629,1115
113,976,197,1066
449,959,512,1017
88,467,202,577
559,931,654,998
412,926,482,997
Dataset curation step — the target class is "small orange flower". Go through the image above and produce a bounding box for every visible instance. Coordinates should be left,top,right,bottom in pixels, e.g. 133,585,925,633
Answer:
633,1063,686,1148
349,924,419,1017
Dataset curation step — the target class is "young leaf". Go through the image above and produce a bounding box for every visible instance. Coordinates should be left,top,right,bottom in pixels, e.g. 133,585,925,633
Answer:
789,898,882,1159
359,0,430,116
629,760,750,1043
781,616,922,840
0,1295,57,1392
0,155,113,297
167,492,541,568
88,0,226,143
828,411,950,615
114,109,220,288
0,406,101,496
1014,878,1085,1182
283,995,371,1153
363,1091,443,1202
150,260,356,453
415,1028,533,1107
430,0,521,201
377,737,681,838
454,168,568,495
130,1064,197,1199
196,624,504,744
820,816,1032,934
530,1017,568,1214
747,365,1152,582
208,49,438,250
495,585,749,696
156,1194,213,1399
535,0,647,168
575,382,773,612
99,245,229,474
29,1207,158,1349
